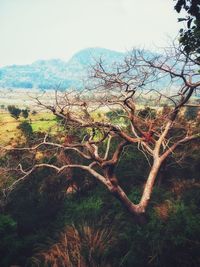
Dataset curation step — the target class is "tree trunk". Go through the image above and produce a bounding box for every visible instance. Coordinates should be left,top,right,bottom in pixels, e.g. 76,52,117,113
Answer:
101,161,163,222
157,161,167,187
110,185,138,213
109,185,147,223
139,159,161,212
103,166,148,221
103,167,137,213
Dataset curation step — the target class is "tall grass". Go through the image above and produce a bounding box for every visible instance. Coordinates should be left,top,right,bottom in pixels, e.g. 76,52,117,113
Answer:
30,223,115,267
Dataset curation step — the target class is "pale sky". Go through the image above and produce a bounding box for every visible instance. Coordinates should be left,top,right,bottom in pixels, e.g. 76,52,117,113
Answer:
0,0,180,67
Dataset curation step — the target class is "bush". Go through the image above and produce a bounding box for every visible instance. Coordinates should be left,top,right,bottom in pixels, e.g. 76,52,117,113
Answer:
184,106,198,121
138,106,156,119
31,223,115,267
17,121,33,138
0,214,20,267
7,105,21,120
21,109,29,119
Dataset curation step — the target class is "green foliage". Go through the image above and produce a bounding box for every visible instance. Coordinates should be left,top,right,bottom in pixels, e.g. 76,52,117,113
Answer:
21,108,29,119
128,188,143,204
116,145,149,187
59,193,104,224
174,0,200,54
106,109,125,120
0,111,200,267
7,105,21,120
106,109,128,127
184,106,198,120
17,121,33,138
138,106,156,119
113,198,200,267
0,214,17,234
0,214,20,267
1,180,200,267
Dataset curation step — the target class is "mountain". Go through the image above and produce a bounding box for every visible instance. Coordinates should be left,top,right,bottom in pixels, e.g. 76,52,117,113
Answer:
0,48,126,90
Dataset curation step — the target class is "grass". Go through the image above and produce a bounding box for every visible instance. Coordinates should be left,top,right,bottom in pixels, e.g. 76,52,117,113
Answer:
30,112,57,132
31,120,57,132
31,224,114,267
0,113,21,145
0,111,57,145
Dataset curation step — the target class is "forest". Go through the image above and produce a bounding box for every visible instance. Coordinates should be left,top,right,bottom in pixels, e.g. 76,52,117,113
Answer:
0,1,200,266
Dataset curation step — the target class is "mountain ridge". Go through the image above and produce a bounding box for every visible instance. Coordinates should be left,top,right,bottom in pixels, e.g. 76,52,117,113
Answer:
0,47,143,90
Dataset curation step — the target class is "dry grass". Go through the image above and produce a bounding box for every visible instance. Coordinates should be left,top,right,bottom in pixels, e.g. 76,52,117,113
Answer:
0,112,57,145
30,224,115,267
171,179,200,197
154,200,172,221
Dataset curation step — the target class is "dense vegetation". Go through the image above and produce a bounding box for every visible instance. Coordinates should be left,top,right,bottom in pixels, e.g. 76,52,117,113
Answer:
0,105,199,267
0,2,199,266
174,0,200,54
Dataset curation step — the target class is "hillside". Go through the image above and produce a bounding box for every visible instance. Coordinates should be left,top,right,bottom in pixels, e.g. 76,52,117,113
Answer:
0,48,126,90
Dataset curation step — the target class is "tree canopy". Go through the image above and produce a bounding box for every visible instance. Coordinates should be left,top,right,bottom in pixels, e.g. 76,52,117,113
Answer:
174,0,200,54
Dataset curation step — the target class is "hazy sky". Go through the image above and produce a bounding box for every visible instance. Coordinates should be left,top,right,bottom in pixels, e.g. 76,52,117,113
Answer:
0,0,180,66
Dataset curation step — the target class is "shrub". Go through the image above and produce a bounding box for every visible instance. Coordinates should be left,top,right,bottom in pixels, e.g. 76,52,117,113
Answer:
30,223,115,267
7,105,21,120
184,106,198,121
21,109,29,119
17,121,33,138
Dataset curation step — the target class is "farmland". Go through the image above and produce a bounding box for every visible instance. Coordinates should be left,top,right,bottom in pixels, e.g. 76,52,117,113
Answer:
0,111,56,145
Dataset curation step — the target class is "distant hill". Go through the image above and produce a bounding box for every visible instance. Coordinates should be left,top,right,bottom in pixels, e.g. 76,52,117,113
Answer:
0,48,127,90
0,47,174,91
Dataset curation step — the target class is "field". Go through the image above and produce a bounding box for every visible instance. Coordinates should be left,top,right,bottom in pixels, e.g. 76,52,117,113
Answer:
0,89,62,144
0,88,198,146
0,88,56,105
0,111,57,145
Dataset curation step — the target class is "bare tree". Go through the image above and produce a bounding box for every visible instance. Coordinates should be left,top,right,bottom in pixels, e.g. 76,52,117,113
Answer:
1,44,200,219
